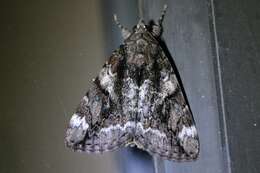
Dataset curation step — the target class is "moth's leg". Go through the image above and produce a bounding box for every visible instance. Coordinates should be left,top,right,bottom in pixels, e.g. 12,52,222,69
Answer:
113,14,131,40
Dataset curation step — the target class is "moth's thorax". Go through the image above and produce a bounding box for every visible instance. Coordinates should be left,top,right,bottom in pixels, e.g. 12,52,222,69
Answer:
125,31,159,67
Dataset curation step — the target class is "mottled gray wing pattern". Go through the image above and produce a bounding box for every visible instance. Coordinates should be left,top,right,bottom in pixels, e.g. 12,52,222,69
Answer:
134,42,199,161
65,8,200,160
65,48,135,153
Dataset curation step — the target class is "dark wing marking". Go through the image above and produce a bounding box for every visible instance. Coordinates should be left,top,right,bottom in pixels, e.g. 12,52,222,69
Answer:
134,44,200,161
65,47,135,153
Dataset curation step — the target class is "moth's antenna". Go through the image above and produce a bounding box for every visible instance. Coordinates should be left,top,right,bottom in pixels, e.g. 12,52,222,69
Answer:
113,14,131,39
152,4,168,37
158,4,168,25
138,0,144,19
113,14,124,30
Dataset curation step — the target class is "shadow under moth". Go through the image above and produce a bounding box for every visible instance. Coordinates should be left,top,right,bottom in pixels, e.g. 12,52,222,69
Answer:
65,5,199,161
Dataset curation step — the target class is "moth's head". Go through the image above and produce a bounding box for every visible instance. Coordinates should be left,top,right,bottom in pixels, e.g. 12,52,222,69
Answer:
114,5,167,40
135,19,146,33
133,19,164,37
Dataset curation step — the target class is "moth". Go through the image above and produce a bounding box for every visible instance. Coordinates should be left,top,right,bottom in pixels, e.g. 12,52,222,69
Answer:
65,5,199,161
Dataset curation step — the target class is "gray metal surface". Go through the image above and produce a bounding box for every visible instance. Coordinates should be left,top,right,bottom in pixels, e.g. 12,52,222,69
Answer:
214,0,260,172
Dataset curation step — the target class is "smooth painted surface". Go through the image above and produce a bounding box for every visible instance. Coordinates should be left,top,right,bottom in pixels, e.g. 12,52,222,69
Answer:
0,1,119,173
214,0,260,172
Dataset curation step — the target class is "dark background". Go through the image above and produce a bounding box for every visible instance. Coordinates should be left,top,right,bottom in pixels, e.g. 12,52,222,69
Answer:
1,0,259,173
